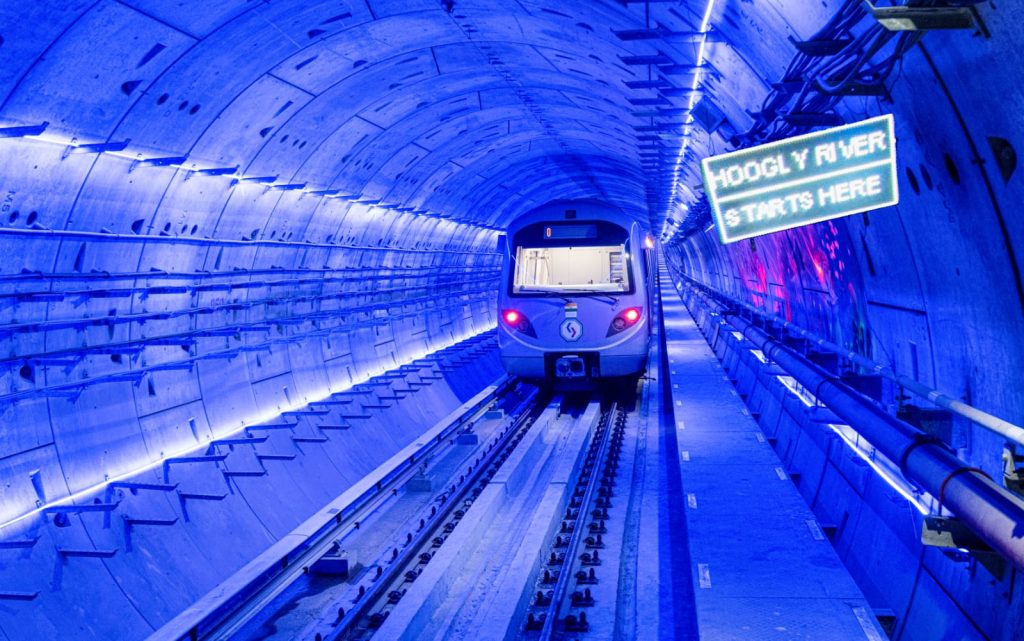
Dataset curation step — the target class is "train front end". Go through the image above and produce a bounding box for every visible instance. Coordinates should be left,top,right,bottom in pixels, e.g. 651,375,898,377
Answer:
497,206,651,384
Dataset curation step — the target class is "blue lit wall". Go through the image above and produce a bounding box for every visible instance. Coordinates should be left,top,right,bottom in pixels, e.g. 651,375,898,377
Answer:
664,5,1024,640
666,7,1024,489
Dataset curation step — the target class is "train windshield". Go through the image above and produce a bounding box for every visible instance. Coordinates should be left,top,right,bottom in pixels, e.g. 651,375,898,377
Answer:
512,244,631,294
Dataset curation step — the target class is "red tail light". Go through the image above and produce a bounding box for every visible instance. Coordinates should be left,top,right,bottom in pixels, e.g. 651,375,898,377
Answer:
607,307,643,336
501,309,537,337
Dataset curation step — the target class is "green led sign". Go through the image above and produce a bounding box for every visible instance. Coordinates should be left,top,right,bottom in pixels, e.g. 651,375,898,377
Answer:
701,114,898,244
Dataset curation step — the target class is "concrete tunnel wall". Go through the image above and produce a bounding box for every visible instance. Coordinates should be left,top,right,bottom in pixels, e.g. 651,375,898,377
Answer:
664,7,1024,491
659,8,1024,639
0,1,530,530
0,0,1022,639
0,3,529,635
0,335,506,640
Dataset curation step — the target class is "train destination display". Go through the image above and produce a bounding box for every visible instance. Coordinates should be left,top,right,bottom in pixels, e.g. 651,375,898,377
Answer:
701,114,898,244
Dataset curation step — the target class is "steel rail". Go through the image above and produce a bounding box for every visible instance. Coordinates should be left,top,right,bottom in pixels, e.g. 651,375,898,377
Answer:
147,377,517,641
538,402,617,641
211,381,521,641
330,390,548,641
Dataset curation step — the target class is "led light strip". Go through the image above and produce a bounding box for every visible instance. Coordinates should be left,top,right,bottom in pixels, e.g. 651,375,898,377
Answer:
664,0,716,242
829,423,932,515
777,374,932,515
0,129,501,232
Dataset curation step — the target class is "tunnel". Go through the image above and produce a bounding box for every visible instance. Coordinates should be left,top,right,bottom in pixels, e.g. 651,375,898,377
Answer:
0,1,1021,639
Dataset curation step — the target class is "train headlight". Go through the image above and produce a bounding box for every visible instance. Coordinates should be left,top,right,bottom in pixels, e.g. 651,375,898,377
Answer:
607,307,643,336
501,309,537,337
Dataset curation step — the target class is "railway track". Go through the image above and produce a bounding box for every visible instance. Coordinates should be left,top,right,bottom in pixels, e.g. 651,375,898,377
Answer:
305,390,639,641
186,378,534,641
207,383,645,641
340,395,604,641
524,404,628,640
324,390,555,641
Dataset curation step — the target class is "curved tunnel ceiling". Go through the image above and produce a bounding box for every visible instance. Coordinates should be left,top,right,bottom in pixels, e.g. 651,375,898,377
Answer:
0,0,831,231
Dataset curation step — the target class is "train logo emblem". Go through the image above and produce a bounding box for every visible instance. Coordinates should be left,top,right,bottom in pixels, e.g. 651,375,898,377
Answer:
559,318,583,342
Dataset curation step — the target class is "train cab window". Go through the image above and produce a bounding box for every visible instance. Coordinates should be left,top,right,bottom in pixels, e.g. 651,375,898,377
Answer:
510,221,633,296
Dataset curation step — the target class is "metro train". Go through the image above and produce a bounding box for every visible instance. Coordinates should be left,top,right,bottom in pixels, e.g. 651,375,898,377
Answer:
497,200,655,384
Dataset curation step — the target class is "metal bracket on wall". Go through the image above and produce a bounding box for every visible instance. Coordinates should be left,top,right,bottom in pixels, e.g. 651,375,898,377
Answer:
123,516,179,552
163,454,228,483
128,155,188,173
0,121,48,138
176,491,228,523
185,165,239,180
922,515,1005,577
61,139,130,160
865,1,989,35
1002,445,1024,497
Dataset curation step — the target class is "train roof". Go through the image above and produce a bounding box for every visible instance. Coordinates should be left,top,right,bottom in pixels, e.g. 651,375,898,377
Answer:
505,199,642,234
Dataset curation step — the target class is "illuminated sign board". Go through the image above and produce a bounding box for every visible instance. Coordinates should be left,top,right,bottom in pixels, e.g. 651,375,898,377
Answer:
701,114,898,244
